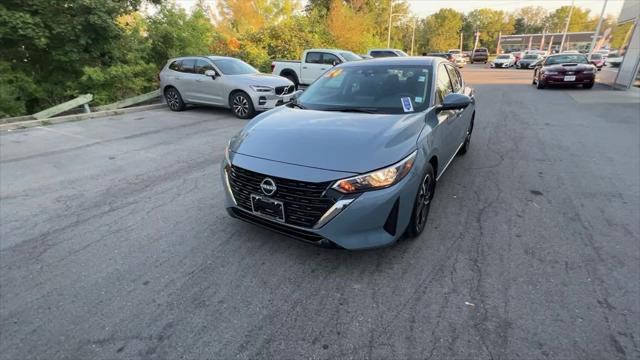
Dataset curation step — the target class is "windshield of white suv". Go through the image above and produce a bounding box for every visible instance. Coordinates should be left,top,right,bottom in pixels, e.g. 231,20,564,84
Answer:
545,55,589,65
211,58,258,75
496,55,511,59
523,55,539,59
296,65,432,114
340,52,363,61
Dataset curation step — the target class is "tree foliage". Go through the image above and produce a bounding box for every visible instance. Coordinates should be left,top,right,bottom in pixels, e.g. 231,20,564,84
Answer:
0,1,629,117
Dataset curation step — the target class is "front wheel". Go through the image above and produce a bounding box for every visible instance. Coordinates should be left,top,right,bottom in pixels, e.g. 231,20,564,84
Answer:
230,92,255,119
583,82,594,89
165,87,185,112
536,77,545,89
405,163,436,239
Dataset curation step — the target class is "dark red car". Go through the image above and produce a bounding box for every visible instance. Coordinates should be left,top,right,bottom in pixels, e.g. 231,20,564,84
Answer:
589,53,605,70
532,54,596,89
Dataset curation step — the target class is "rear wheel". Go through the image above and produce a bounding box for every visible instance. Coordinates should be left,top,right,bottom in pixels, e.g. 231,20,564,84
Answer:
230,92,255,119
165,87,185,111
458,115,474,155
405,163,436,239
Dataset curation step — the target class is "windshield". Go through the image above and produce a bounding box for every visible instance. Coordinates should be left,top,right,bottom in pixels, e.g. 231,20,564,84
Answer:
211,58,258,75
590,54,602,59
449,50,461,54
523,55,539,59
396,50,409,56
545,55,589,65
496,55,510,59
340,52,363,62
296,65,432,114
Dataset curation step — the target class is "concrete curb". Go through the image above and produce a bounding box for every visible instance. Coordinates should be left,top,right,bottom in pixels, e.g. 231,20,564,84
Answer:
1,103,166,131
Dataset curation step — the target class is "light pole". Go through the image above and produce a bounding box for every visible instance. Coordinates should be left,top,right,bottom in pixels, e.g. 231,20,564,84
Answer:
410,19,417,55
589,0,608,56
559,0,575,52
387,0,394,48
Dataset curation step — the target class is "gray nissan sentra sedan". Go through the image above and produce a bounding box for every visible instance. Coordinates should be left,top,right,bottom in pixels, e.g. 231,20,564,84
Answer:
221,57,476,250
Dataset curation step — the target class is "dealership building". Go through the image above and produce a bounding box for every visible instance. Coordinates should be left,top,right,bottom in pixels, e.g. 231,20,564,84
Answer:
498,32,599,53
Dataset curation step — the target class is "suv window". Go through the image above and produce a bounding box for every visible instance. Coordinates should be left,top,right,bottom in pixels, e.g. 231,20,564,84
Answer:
194,59,214,75
306,52,322,64
445,64,462,92
435,64,453,104
180,59,196,73
370,51,396,58
168,60,181,71
322,53,340,65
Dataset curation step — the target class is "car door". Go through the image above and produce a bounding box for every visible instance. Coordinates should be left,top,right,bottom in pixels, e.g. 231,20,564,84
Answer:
434,63,459,163
190,59,225,105
301,52,330,85
445,64,472,145
176,58,200,102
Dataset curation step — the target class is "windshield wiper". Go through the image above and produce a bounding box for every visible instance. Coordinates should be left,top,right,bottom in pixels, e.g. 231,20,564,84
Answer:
288,101,306,109
323,107,379,114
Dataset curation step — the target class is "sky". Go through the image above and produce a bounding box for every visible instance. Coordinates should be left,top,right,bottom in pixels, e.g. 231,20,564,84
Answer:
175,0,627,18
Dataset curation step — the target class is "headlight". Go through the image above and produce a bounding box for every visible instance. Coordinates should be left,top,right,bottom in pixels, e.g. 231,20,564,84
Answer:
249,85,273,93
332,151,417,193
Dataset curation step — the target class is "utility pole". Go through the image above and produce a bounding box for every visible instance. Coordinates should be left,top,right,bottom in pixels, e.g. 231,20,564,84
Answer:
410,19,417,55
559,0,575,52
387,0,394,48
460,31,464,51
589,0,608,56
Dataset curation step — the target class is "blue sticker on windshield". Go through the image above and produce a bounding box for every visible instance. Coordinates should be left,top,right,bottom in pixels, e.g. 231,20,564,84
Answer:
401,97,414,112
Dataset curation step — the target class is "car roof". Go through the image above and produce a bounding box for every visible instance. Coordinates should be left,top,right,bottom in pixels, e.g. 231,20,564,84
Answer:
339,56,441,67
306,48,351,52
368,48,403,52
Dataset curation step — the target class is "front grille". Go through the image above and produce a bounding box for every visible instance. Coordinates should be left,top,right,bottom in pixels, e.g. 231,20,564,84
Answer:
230,208,326,242
275,85,294,96
228,165,335,228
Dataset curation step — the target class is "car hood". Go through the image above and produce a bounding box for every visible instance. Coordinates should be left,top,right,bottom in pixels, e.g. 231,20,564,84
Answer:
228,73,293,87
543,64,594,72
494,59,511,63
229,106,424,174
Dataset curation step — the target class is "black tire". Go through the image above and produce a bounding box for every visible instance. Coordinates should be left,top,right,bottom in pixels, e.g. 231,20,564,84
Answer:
536,77,545,89
405,163,436,239
282,73,299,90
583,82,594,89
230,91,255,119
165,87,185,111
458,115,474,155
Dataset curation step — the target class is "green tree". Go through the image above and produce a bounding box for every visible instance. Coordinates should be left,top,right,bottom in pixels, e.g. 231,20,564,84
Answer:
465,9,515,52
514,6,547,33
0,0,159,116
420,9,464,52
545,6,596,33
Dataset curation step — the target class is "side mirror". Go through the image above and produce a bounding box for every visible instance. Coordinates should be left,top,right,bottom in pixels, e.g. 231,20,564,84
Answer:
204,70,217,79
439,93,472,111
332,60,340,66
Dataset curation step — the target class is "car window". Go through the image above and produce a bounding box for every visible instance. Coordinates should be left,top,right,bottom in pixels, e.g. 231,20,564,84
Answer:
339,52,362,62
211,58,257,75
445,64,462,92
194,59,214,75
590,54,602,59
523,55,538,59
297,65,432,114
180,59,196,73
322,53,340,65
306,52,322,64
369,51,396,58
435,64,453,105
496,55,511,59
168,60,181,71
545,54,589,65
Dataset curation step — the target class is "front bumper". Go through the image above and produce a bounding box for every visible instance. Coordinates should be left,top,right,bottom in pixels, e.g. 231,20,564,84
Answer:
491,62,510,68
541,73,595,84
221,152,424,250
249,90,302,111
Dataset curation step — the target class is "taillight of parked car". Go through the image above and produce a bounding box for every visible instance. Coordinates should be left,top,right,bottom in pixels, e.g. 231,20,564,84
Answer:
270,63,275,72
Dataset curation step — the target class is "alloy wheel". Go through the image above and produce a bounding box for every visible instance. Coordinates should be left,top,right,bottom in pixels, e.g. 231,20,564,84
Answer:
233,95,249,117
414,173,434,232
166,89,180,110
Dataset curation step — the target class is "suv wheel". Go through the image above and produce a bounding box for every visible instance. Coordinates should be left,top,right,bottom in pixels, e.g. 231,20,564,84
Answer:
231,92,255,119
165,87,185,111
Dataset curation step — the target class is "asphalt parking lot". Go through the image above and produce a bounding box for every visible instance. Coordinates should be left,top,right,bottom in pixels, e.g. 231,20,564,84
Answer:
1,64,639,359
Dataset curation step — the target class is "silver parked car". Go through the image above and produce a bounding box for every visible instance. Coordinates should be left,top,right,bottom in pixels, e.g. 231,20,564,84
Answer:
159,56,296,119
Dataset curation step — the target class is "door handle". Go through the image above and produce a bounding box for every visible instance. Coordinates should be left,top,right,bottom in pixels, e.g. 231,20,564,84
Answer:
302,66,307,69
320,68,326,70
175,77,182,80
